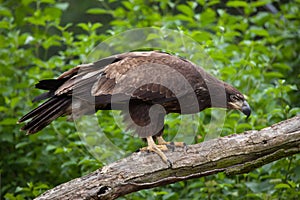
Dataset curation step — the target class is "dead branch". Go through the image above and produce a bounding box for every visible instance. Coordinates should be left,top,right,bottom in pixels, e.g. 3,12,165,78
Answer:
35,116,300,200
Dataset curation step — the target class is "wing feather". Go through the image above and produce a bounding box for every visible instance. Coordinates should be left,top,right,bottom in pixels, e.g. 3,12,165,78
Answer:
51,51,207,105
97,52,198,103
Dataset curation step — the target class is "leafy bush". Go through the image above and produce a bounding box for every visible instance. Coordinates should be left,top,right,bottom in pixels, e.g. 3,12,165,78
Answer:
1,0,299,199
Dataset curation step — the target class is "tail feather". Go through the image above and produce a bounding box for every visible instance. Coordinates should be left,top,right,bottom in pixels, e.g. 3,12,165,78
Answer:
32,91,54,102
19,75,74,134
19,97,71,134
18,97,59,123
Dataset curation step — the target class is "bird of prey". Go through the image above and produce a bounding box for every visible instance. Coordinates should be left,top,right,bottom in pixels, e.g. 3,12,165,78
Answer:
18,51,251,166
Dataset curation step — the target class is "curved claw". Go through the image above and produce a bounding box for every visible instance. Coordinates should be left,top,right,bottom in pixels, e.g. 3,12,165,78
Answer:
166,142,175,152
157,136,187,152
167,159,173,168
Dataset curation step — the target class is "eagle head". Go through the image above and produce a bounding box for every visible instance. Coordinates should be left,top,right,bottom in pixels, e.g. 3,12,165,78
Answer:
218,82,251,118
226,91,251,118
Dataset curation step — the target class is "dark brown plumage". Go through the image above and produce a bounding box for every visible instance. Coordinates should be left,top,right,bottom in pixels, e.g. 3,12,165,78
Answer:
18,51,251,165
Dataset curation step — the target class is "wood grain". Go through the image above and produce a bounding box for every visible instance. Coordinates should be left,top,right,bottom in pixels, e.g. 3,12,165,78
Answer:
35,116,300,200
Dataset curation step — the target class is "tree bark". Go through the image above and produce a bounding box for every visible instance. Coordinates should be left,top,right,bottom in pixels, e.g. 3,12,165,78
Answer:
35,116,300,200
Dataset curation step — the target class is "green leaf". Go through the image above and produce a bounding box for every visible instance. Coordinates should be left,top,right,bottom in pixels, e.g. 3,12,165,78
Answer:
61,160,77,168
0,6,12,17
236,123,253,132
15,141,30,149
42,35,61,49
250,12,270,25
251,0,271,8
272,63,291,71
177,4,194,17
250,27,269,37
86,8,111,15
44,7,62,20
77,23,89,31
54,147,71,154
274,183,291,189
0,118,17,125
192,31,212,42
226,1,249,7
21,0,34,6
45,144,57,152
245,180,272,192
40,0,55,4
122,1,134,10
0,20,11,29
287,180,296,188
57,23,72,31
264,71,284,79
175,14,194,22
288,107,300,116
91,23,102,31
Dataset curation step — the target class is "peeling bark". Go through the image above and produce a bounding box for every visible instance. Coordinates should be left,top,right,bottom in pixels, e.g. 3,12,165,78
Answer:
35,116,300,200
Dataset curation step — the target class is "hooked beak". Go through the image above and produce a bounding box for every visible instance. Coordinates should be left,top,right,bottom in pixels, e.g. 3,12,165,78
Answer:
241,101,251,118
228,100,251,118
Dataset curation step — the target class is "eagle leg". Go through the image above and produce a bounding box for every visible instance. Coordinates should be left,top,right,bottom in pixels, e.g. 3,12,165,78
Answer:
140,136,172,167
156,136,187,153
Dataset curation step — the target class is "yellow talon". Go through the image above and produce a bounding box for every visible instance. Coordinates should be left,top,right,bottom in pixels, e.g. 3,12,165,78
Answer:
140,136,172,167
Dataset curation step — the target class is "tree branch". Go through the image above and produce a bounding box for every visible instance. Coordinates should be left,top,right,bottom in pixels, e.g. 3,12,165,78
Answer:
35,116,300,200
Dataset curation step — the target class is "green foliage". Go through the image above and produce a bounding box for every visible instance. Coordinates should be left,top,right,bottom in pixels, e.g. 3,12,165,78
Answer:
1,0,299,199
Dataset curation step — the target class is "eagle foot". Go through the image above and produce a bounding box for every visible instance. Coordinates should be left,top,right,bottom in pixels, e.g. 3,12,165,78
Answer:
140,136,172,167
157,136,187,153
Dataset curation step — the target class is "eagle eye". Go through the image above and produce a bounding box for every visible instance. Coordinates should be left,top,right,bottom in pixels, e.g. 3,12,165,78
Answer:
230,94,240,102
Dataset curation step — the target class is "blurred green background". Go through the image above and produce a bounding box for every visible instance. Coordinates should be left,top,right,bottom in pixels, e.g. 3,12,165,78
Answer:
1,0,300,199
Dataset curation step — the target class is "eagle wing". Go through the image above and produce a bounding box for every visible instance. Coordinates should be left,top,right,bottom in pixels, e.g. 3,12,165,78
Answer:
99,52,202,103
57,51,198,104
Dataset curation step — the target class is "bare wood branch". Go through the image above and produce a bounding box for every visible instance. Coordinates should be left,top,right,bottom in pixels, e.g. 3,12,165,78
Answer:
35,116,300,200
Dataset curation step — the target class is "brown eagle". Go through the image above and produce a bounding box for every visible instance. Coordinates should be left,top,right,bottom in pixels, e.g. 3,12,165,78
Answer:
18,51,251,166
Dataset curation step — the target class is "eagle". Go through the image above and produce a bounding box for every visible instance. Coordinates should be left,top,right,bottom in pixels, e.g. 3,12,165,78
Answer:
18,51,251,166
